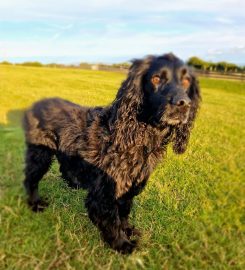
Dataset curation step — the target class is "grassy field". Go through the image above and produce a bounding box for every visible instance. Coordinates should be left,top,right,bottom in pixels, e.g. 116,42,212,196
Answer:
0,65,244,270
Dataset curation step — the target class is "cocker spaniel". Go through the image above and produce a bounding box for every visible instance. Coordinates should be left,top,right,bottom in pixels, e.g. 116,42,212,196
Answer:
23,53,201,254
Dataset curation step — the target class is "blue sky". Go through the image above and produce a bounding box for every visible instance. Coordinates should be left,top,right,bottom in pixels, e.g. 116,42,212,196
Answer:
0,0,245,64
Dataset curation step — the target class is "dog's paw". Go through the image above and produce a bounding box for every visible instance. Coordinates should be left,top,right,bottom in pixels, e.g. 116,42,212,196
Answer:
124,225,142,238
119,238,137,254
28,198,49,212
111,237,137,254
126,227,142,238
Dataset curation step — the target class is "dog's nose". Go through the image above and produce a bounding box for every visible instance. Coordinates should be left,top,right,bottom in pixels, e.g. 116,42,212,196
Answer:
176,98,191,107
172,95,191,107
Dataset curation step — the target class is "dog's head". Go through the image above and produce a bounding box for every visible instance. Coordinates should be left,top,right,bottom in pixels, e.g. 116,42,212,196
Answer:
116,53,201,153
128,53,200,127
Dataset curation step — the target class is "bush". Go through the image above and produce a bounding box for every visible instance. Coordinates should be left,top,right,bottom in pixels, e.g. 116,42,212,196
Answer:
0,61,12,65
19,61,43,67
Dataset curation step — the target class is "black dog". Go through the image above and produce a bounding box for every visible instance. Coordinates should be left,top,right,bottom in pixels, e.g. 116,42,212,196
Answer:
23,53,201,254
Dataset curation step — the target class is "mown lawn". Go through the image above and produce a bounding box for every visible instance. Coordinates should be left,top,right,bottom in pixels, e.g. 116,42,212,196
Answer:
0,65,244,270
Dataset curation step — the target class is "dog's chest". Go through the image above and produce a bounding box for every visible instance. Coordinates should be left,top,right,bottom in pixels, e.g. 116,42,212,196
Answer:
102,128,170,198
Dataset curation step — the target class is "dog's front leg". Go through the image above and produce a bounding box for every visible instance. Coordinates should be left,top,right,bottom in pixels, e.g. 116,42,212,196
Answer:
85,177,137,254
117,197,141,238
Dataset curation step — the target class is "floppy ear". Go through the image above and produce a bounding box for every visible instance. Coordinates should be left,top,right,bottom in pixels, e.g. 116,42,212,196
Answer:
172,73,201,154
113,56,154,120
110,56,154,145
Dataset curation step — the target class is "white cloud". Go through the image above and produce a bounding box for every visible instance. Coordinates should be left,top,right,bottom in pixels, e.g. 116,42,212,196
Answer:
0,0,245,21
1,27,244,62
51,33,61,41
215,17,234,24
0,0,244,64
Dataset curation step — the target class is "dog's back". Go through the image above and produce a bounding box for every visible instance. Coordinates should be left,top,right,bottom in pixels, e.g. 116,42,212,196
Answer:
23,98,88,151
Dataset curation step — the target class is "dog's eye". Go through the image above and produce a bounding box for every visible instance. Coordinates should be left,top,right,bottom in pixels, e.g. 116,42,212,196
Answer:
151,75,161,86
181,77,191,90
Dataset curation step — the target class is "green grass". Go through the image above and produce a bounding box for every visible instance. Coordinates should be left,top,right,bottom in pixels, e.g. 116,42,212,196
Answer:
0,65,245,270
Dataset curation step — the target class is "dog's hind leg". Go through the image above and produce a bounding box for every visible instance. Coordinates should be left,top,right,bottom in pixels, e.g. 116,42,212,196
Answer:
23,144,54,212
56,153,85,189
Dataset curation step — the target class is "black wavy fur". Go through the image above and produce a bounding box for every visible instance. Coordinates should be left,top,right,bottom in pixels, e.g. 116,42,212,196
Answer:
23,53,201,254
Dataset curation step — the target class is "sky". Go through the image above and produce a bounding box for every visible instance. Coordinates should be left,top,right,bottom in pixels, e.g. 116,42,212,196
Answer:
0,0,245,65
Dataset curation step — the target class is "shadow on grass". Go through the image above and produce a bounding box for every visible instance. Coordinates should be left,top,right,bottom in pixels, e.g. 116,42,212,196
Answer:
0,108,25,130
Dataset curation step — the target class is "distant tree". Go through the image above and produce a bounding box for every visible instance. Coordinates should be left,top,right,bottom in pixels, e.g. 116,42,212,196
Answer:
206,62,217,71
237,66,243,72
0,61,12,65
20,61,43,67
187,57,206,70
188,57,240,72
216,62,236,72
226,63,238,72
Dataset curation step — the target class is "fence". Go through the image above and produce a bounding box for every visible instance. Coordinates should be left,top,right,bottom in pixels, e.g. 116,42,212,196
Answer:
194,70,245,81
92,65,245,81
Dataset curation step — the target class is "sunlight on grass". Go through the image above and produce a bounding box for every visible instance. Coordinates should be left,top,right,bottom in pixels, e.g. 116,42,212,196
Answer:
0,65,245,269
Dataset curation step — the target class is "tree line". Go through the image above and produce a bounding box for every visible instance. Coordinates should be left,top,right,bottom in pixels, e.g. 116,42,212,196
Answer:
1,57,244,73
187,57,245,72
0,61,130,69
